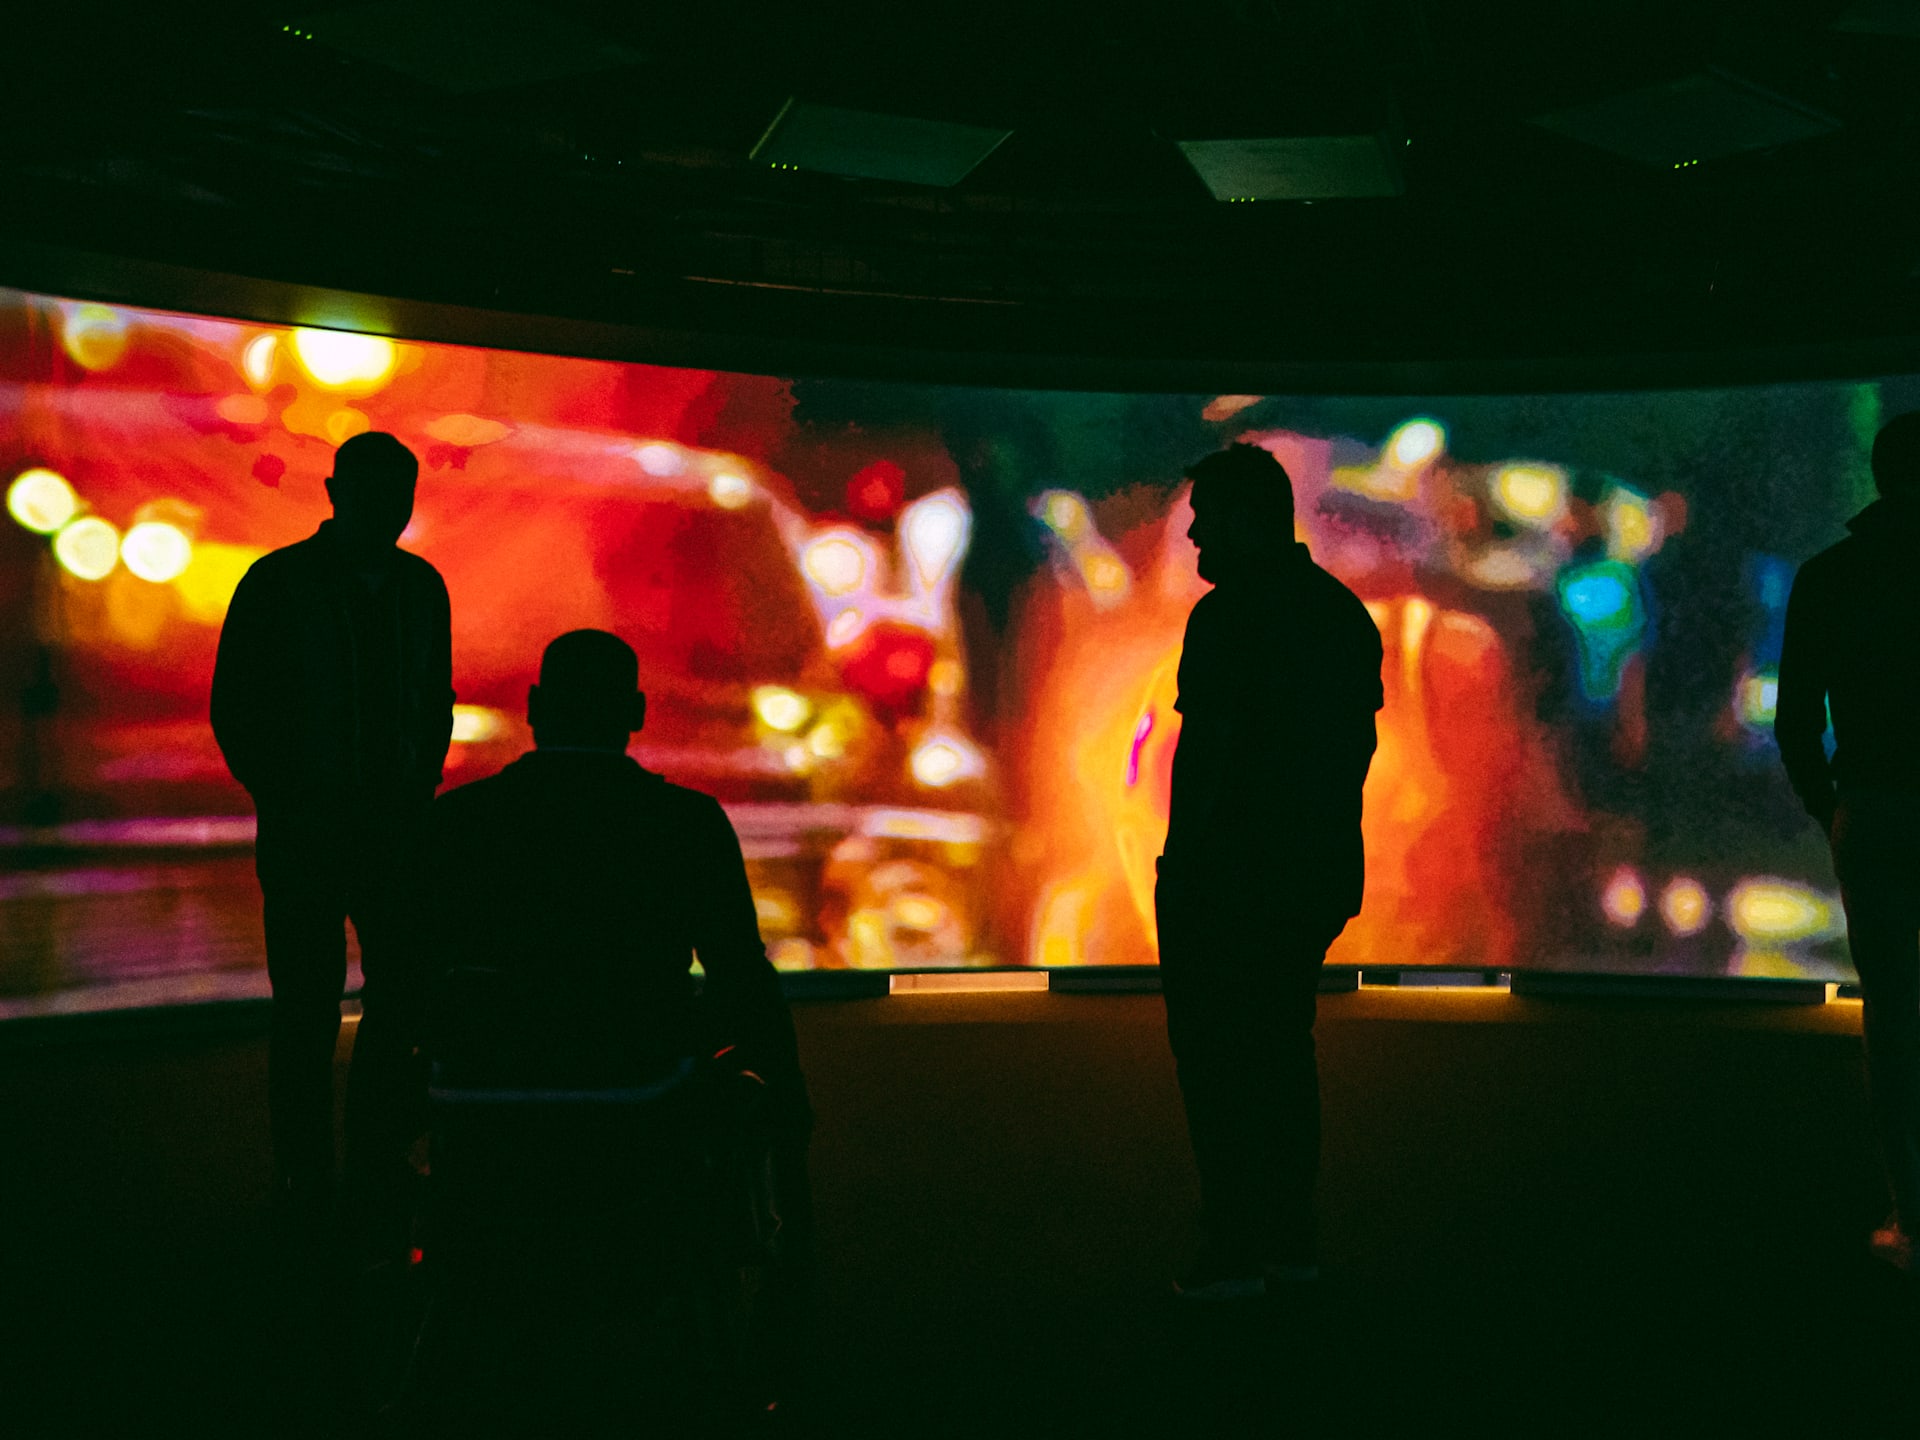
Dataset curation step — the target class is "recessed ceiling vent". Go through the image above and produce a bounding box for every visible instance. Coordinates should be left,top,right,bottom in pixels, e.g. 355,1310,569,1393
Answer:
749,100,1012,187
1530,70,1839,170
1176,134,1404,202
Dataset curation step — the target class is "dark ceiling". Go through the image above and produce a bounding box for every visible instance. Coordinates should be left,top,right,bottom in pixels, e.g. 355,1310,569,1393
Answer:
8,0,1920,386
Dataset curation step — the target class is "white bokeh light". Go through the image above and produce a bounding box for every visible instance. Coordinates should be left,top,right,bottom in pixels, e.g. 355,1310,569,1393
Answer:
7,469,78,534
120,521,193,583
53,516,121,581
901,491,971,590
1386,419,1446,469
635,443,686,477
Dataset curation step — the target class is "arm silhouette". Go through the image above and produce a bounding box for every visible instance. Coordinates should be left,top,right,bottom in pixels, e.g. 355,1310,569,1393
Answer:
1775,564,1836,830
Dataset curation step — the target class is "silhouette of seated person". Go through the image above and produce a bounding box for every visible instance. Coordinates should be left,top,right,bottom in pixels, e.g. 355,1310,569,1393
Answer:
421,629,811,1234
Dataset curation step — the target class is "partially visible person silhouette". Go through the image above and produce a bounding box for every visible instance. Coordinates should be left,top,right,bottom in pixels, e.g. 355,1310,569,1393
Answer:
1777,411,1920,1276
420,629,814,1351
1157,444,1383,1300
211,432,454,1245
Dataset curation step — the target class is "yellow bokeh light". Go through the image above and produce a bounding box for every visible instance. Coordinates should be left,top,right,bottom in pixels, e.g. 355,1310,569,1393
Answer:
176,542,264,625
1607,488,1659,561
1039,490,1088,540
290,328,397,391
119,521,193,583
7,468,78,534
1083,551,1130,595
450,704,507,744
1601,866,1646,926
803,535,868,596
1727,879,1834,943
1659,877,1711,936
928,658,965,696
752,685,813,733
709,472,753,509
53,516,121,581
891,895,948,930
1494,465,1567,525
61,304,129,371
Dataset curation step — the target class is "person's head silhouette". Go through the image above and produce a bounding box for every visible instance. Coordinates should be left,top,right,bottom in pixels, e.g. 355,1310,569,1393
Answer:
325,432,419,562
1184,443,1296,585
529,630,647,752
1872,413,1920,500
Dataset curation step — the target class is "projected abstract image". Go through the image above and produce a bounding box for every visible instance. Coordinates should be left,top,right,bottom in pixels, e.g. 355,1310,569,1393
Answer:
0,286,1887,1011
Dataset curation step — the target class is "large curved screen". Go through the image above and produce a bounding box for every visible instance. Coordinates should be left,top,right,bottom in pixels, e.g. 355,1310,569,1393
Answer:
0,287,1877,1014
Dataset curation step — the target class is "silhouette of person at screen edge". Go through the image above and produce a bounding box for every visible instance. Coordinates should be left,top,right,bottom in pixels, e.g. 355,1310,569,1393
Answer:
1158,443,1383,1301
421,630,815,1370
210,432,454,1251
1776,411,1920,1277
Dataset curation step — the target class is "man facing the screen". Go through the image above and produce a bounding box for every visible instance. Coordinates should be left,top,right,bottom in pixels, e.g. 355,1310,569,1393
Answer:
211,432,454,1245
1158,443,1384,1299
1777,411,1920,1275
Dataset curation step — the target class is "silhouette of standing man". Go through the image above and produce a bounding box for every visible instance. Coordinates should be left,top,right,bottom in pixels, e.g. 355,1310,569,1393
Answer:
211,432,454,1240
1777,411,1920,1275
1159,444,1383,1299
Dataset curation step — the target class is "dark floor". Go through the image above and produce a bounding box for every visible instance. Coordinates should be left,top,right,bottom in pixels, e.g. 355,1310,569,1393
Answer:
0,988,1912,1436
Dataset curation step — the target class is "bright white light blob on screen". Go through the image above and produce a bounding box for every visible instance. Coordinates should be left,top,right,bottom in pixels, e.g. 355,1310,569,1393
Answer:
242,334,279,388
709,472,753,509
635,443,686,477
910,731,985,788
53,516,122,581
1659,877,1712,936
450,705,506,743
1386,419,1446,469
1494,465,1567,526
290,328,397,389
7,469,79,534
119,521,193,583
802,532,871,597
1601,865,1647,926
901,491,971,590
753,686,813,732
1726,879,1836,943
